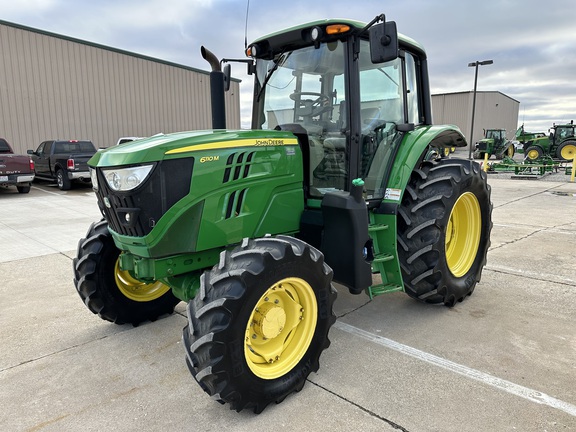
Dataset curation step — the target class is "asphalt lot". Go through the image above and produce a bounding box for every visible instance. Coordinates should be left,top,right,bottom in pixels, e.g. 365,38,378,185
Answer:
1,164,576,432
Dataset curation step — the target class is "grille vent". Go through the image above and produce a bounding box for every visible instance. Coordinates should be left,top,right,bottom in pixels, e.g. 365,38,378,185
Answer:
225,188,248,219
223,151,255,183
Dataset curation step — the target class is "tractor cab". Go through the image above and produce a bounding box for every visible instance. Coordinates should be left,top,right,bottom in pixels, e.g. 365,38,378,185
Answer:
550,122,575,143
246,18,427,203
474,128,514,159
485,129,506,143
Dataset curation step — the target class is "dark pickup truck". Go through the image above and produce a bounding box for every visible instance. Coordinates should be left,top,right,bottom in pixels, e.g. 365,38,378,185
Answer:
28,140,97,190
0,138,35,194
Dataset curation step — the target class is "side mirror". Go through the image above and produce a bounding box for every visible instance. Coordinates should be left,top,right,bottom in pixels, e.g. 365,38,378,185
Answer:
369,21,398,63
223,63,231,92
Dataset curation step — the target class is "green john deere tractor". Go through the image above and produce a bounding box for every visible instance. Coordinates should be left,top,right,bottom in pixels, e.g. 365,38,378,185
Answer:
73,14,492,413
523,121,576,161
473,129,515,159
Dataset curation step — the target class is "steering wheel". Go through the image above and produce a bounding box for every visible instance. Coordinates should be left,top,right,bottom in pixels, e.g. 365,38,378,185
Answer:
290,91,333,118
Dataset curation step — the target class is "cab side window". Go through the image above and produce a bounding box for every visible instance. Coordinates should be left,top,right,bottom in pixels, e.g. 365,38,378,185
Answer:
405,52,421,125
37,142,47,155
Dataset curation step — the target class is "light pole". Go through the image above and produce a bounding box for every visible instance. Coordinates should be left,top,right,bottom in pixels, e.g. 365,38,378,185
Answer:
468,59,493,159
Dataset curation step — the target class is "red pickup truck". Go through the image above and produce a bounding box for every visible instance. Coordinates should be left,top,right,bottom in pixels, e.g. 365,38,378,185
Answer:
0,138,35,194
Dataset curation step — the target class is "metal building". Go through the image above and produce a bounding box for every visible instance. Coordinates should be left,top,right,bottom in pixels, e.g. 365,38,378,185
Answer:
0,20,241,155
432,91,520,146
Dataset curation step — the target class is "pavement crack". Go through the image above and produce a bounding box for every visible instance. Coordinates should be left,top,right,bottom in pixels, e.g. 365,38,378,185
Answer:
485,266,575,287
489,220,573,251
489,226,548,251
0,331,129,373
337,300,372,319
492,183,567,209
307,380,410,431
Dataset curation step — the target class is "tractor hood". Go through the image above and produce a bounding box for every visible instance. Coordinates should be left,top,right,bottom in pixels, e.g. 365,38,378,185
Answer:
90,129,299,167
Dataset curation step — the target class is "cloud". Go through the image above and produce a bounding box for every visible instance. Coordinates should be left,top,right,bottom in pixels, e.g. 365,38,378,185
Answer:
1,0,575,131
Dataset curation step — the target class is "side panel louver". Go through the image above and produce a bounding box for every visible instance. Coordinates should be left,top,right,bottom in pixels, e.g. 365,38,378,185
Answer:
225,188,248,219
223,152,255,183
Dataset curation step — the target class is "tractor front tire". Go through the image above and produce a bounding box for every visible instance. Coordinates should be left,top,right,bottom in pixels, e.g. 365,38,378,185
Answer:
397,158,492,306
73,220,180,325
556,140,576,161
183,235,337,413
525,146,543,161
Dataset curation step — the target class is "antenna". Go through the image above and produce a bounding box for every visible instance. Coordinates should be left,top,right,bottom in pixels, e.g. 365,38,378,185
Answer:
244,0,250,50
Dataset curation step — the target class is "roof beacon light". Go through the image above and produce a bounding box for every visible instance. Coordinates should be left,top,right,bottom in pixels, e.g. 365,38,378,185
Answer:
325,24,350,35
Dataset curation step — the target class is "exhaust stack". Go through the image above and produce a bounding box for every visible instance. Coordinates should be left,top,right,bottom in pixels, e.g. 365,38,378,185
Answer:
201,46,226,130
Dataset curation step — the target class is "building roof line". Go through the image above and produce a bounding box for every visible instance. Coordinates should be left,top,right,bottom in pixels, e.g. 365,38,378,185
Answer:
432,90,520,104
0,19,241,82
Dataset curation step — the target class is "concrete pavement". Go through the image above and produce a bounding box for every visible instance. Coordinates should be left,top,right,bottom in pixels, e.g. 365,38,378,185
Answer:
1,173,575,431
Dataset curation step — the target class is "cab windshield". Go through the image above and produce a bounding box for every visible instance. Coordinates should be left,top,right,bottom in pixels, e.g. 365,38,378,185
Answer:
254,38,413,199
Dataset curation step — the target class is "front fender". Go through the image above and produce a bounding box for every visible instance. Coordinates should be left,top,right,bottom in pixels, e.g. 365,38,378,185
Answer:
386,125,467,197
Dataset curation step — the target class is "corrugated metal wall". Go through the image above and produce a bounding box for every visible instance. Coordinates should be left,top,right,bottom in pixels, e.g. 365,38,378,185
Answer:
432,91,520,145
0,21,241,154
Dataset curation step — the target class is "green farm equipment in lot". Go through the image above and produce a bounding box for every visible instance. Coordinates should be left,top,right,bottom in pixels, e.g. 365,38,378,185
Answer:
73,14,492,413
514,125,545,154
523,120,576,161
473,129,515,159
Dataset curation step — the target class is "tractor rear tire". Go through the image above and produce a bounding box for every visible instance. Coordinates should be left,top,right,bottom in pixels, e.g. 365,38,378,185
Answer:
397,158,492,306
525,146,543,161
73,220,180,325
556,140,576,161
183,235,336,413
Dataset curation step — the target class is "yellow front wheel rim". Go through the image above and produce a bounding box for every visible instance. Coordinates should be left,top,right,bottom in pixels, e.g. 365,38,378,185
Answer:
445,192,482,277
527,149,540,160
114,259,171,302
244,277,317,380
560,144,576,160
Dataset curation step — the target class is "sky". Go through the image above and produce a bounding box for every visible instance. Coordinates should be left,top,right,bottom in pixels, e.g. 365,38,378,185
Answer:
2,0,575,134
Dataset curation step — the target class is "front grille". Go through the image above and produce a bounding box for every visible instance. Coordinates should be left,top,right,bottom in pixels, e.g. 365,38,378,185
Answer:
95,158,194,237
477,142,488,151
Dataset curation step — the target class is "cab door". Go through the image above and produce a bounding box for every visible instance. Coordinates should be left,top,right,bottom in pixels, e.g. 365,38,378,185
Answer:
32,141,51,176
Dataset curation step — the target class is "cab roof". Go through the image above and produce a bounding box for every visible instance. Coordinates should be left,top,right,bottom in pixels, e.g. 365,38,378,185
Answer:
249,17,425,59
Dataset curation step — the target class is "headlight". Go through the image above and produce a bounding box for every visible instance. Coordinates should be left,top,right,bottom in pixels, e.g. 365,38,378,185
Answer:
102,164,154,191
89,167,98,191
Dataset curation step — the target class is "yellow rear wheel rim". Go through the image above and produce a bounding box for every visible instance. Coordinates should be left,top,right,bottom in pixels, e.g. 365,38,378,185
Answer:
560,144,576,160
244,277,317,380
446,192,481,277
114,259,171,302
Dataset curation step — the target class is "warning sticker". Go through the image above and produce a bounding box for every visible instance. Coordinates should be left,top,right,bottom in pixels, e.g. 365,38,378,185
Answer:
384,188,402,201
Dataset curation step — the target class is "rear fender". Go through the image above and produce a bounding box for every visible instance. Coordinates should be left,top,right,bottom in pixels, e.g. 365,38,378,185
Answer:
366,125,467,296
386,125,467,197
